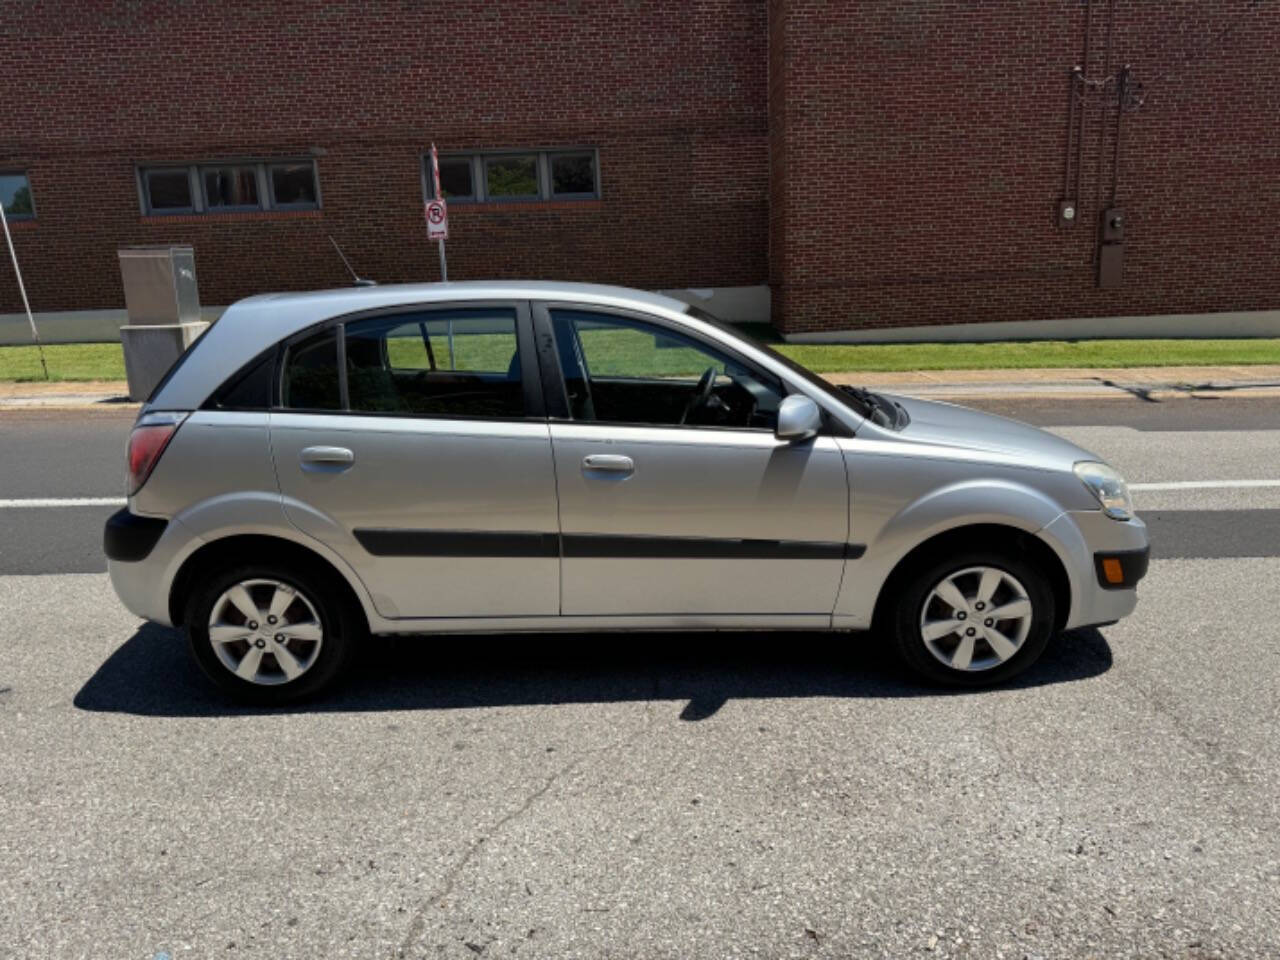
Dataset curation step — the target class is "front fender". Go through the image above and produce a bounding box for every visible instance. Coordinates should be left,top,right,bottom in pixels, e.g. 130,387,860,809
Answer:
834,477,1075,628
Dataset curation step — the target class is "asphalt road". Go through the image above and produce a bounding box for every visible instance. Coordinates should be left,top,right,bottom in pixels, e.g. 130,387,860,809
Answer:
2,397,1279,958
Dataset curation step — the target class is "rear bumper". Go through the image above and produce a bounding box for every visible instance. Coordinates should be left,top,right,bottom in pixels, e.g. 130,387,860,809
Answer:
106,510,196,626
103,508,167,562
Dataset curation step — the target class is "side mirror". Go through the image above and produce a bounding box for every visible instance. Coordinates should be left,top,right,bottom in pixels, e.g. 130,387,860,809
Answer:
775,394,822,442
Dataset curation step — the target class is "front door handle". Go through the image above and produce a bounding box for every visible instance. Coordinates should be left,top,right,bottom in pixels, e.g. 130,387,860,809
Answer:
300,446,355,472
582,454,634,475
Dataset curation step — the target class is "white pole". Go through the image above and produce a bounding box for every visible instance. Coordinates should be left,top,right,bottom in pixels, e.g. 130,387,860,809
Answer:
431,142,448,283
0,201,48,380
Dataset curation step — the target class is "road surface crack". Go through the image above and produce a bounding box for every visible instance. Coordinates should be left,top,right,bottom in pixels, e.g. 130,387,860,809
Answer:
395,700,655,957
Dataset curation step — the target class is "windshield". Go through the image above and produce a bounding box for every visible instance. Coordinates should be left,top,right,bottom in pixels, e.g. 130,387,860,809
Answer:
683,306,852,403
680,302,901,419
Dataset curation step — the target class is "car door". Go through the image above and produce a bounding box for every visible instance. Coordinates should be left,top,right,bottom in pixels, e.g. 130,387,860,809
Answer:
535,304,850,618
270,301,560,620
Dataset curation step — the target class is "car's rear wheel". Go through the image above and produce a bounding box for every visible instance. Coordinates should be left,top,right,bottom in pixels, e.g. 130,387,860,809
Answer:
889,550,1056,687
185,562,358,704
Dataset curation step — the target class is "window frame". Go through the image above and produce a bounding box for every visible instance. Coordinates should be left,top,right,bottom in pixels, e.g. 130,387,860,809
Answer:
530,302,793,434
0,170,37,221
420,149,600,205
273,300,543,421
140,167,198,215
199,163,266,213
266,160,323,211
138,159,321,216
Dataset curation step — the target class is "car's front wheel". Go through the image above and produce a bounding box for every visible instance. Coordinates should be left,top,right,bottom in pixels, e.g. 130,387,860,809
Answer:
185,562,358,704
890,550,1056,686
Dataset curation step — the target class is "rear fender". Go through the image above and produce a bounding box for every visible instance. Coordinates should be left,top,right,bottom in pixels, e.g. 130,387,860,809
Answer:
168,491,384,627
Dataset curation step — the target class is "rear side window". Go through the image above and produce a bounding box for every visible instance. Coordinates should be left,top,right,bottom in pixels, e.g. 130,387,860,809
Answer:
344,308,524,418
208,350,275,410
282,330,341,410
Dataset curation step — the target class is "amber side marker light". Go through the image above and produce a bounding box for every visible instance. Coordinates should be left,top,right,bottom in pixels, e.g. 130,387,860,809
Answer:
1101,557,1126,585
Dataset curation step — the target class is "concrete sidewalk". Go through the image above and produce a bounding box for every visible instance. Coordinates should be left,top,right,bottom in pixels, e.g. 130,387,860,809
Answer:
3,365,1280,410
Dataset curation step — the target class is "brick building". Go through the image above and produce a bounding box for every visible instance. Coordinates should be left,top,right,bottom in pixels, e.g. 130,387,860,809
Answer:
2,1,1277,339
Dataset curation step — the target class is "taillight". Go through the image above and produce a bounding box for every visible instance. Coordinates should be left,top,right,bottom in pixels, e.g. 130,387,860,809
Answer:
126,412,188,495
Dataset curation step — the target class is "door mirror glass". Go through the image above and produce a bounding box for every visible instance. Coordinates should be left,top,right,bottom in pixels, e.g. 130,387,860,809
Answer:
775,394,821,442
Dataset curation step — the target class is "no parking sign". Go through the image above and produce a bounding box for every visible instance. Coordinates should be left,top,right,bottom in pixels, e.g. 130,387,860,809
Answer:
425,198,448,241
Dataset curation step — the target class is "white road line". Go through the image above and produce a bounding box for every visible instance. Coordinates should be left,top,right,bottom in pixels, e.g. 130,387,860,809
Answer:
1130,480,1280,491
0,497,126,508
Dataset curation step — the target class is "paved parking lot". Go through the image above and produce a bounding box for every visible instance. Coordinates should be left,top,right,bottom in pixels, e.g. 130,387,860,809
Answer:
2,400,1279,958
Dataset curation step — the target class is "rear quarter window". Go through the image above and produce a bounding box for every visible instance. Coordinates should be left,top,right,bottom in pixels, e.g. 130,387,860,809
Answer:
281,330,342,410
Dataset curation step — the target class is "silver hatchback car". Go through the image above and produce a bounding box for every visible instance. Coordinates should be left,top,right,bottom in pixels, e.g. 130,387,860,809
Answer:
105,281,1148,702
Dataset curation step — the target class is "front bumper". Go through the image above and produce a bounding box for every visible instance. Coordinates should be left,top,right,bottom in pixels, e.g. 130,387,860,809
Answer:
1040,509,1149,629
1094,546,1150,590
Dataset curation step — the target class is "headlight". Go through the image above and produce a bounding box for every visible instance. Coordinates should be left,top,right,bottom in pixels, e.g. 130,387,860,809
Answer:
1074,461,1134,520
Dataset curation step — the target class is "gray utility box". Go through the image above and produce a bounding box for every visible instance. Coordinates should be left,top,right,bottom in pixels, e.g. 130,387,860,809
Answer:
119,245,201,325
117,245,209,400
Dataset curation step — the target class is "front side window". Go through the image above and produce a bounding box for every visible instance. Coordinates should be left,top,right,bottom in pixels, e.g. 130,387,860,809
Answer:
549,310,783,429
0,172,35,220
282,330,341,410
345,308,524,418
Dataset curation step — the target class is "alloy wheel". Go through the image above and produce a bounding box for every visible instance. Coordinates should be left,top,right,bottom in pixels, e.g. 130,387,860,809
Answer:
207,578,324,685
918,565,1034,672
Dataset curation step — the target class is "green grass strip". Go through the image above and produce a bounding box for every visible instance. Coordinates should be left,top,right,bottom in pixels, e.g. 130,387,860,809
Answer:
2,338,1279,383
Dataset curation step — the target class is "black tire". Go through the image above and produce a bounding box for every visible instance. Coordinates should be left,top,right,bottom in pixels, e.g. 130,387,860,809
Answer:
185,560,361,704
889,549,1056,687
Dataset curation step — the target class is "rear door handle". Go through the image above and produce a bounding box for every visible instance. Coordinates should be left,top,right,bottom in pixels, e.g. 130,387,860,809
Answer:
300,446,355,472
582,454,634,475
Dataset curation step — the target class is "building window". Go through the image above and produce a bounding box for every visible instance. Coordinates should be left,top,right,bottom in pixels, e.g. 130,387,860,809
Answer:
202,165,259,210
269,162,319,208
0,172,35,220
423,149,599,204
437,157,474,201
139,160,320,215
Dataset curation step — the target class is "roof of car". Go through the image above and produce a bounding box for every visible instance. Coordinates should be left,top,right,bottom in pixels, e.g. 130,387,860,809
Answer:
233,280,690,317
148,281,695,410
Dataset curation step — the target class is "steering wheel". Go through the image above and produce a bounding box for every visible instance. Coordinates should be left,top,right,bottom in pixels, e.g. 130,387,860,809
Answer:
680,366,718,424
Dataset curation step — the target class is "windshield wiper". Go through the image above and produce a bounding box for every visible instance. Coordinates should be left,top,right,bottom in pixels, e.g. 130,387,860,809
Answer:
839,385,909,430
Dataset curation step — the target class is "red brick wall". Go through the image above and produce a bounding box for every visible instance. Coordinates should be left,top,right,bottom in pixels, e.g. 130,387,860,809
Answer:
4,2,1278,334
771,0,1280,333
0,1,767,314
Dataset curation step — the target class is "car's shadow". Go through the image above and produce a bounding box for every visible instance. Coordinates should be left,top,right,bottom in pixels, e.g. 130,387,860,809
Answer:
73,626,1113,720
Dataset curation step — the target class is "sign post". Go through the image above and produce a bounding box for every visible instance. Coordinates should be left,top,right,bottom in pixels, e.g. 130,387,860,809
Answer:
427,143,449,282
0,200,48,379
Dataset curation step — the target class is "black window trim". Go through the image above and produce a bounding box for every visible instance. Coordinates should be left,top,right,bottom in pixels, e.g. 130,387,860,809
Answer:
531,301,822,436
273,300,544,421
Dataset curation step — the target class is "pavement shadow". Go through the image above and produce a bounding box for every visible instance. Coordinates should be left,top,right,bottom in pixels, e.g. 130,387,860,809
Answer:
74,624,1113,720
